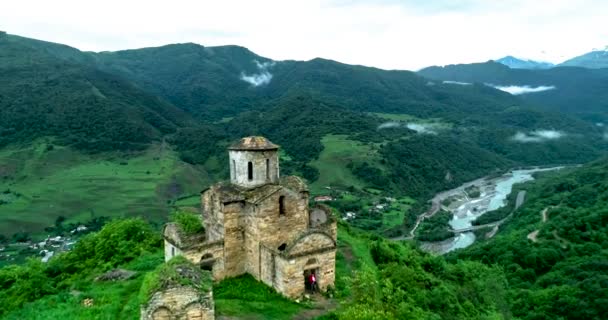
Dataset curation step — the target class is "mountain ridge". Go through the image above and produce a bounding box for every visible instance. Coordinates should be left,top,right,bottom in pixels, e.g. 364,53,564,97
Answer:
559,47,608,68
496,55,554,69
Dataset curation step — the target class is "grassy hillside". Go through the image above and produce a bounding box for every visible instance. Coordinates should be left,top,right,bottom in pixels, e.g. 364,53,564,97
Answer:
309,135,379,194
451,158,608,320
0,141,210,235
0,216,513,320
0,35,194,152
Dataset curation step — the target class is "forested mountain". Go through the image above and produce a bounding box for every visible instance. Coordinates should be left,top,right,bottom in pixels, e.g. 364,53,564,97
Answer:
0,34,194,152
451,159,608,320
418,61,608,122
0,32,607,236
559,48,608,69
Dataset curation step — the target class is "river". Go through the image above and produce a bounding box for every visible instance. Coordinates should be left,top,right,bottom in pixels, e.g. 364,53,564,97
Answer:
418,167,563,255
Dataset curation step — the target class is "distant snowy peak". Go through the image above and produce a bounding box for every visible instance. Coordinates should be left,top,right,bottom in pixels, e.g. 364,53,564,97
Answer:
560,47,608,69
496,56,554,69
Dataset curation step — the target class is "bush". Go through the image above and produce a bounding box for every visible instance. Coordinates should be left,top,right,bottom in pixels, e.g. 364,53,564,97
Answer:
171,211,204,235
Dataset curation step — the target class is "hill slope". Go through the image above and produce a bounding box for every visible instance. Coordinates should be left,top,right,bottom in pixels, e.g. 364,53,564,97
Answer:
418,61,608,122
0,34,194,152
497,56,554,69
451,159,608,320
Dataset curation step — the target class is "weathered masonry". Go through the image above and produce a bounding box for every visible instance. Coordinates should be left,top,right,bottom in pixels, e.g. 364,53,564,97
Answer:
164,136,337,298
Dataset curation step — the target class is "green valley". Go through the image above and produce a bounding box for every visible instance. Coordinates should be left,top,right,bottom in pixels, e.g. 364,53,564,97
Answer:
0,141,209,235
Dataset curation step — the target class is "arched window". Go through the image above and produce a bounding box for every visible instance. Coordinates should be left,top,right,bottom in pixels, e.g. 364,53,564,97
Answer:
247,161,253,181
279,196,286,216
266,158,270,180
232,160,236,179
278,243,287,251
200,253,214,271
171,247,175,257
152,307,172,320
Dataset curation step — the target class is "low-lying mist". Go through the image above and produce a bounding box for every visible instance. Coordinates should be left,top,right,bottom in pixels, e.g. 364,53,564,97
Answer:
511,130,566,142
378,121,439,134
490,84,555,95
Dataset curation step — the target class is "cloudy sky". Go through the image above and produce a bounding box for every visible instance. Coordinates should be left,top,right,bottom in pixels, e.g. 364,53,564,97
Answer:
2,0,607,70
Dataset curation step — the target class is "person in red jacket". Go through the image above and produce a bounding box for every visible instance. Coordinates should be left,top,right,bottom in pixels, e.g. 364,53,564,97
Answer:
309,271,317,293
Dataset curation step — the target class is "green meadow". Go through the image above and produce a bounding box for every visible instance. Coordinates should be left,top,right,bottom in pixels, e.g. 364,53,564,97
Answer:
309,135,381,194
0,141,210,236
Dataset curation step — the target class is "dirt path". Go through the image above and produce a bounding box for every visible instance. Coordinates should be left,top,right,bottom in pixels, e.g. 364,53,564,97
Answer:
527,230,540,242
541,207,548,222
527,206,552,243
292,295,337,320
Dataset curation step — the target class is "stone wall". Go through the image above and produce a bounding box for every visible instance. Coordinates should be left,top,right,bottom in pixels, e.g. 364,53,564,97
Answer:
229,150,279,188
274,249,336,298
222,202,248,276
180,241,225,280
201,189,224,242
141,287,214,320
243,187,309,280
164,239,182,262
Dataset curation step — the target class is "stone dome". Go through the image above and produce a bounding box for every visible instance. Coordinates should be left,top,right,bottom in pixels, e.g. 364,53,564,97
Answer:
228,136,279,151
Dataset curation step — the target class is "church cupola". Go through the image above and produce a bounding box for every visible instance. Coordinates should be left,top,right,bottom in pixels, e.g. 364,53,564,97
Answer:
228,136,280,188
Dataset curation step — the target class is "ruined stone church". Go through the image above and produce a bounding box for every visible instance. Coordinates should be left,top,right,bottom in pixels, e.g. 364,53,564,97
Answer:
163,136,337,298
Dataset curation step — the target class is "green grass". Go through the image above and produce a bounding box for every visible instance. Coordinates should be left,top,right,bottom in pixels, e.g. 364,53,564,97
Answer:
2,252,164,320
0,141,210,235
173,195,200,207
214,274,306,319
3,278,144,320
309,135,378,194
335,225,378,297
381,197,415,230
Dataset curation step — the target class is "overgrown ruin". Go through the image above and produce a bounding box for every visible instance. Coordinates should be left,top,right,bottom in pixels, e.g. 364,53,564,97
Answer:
163,136,337,300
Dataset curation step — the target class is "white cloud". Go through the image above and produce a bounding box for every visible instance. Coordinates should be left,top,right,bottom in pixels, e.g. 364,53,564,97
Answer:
240,60,275,86
512,130,566,142
1,0,608,70
378,121,438,134
443,80,472,85
406,123,438,134
378,121,401,129
490,85,556,95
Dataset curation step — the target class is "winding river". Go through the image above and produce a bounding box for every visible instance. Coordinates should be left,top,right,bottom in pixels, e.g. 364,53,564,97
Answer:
417,167,563,255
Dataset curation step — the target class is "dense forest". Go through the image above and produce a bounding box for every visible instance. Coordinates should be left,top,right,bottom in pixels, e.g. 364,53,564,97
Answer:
451,159,608,320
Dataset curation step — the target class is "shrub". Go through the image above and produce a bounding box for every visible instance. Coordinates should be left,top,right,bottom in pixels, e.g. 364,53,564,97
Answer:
171,211,204,235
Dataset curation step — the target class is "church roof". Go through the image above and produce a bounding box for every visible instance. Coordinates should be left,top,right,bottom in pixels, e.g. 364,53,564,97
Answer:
228,136,279,151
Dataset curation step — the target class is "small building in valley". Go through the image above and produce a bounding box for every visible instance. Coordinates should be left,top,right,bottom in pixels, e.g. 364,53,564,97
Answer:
164,136,337,298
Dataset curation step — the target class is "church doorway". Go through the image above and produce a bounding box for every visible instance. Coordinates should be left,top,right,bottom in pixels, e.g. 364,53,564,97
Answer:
303,268,319,293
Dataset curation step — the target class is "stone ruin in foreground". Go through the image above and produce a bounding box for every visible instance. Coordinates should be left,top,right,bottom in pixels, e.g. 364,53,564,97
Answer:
142,136,337,319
